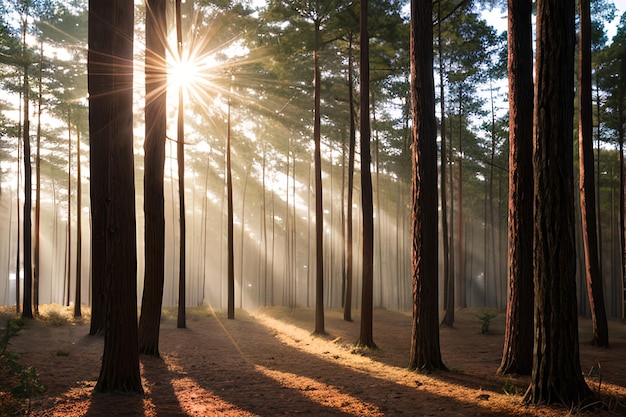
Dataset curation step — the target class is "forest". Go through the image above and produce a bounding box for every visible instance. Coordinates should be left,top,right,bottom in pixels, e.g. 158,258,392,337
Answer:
1,0,626,415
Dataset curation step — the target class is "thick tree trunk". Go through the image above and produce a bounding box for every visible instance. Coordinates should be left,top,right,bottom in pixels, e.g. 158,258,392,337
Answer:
90,0,142,394
138,0,167,355
578,0,609,347
524,0,593,405
358,0,375,349
408,0,445,372
88,42,107,336
498,0,534,376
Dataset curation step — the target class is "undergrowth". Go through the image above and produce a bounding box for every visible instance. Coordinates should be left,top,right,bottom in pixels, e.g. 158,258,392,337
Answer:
0,316,45,416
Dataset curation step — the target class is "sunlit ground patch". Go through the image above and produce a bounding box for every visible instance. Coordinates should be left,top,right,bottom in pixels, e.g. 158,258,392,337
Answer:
251,309,543,416
162,354,259,417
256,365,384,417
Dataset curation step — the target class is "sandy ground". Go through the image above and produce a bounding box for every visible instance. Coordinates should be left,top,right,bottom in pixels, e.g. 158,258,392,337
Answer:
3,305,626,416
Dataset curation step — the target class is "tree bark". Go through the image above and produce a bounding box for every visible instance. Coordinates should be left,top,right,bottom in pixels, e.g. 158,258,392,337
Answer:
176,0,186,329
313,18,325,335
90,0,142,394
227,77,235,320
524,0,593,405
439,0,454,328
343,32,356,323
457,92,465,308
357,0,375,349
498,0,534,376
139,0,167,355
74,130,82,317
578,0,609,347
34,39,43,316
88,21,108,337
21,12,33,320
408,0,446,372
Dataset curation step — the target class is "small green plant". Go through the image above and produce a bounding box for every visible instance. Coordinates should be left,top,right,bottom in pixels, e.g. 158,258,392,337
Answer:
502,380,517,395
0,318,45,415
476,310,497,334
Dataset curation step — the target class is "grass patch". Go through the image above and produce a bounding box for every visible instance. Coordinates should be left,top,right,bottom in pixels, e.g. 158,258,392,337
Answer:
38,304,87,326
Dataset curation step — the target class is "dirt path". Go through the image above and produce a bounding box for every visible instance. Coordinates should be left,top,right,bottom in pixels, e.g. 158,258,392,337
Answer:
5,306,626,416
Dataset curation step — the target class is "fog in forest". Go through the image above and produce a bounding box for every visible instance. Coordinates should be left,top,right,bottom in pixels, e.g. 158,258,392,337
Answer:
1,0,625,320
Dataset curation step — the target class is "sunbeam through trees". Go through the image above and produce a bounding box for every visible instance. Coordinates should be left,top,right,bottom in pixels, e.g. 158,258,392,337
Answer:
1,0,626,414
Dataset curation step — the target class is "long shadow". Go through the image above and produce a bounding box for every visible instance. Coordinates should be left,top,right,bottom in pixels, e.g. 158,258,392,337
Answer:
155,311,513,417
280,311,528,392
141,354,188,416
157,323,356,416
84,390,146,417
261,308,516,395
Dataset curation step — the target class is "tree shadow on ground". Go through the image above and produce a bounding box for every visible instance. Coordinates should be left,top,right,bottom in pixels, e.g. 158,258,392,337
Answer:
154,310,516,416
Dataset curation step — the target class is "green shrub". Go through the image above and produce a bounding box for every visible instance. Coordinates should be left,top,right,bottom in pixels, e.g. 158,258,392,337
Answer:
0,318,45,415
476,310,497,334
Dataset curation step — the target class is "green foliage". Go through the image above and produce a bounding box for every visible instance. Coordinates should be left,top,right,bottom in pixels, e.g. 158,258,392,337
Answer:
502,379,517,395
476,309,497,334
0,317,45,416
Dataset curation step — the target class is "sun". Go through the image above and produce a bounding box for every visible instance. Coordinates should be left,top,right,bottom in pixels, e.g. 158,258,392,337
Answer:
169,55,199,92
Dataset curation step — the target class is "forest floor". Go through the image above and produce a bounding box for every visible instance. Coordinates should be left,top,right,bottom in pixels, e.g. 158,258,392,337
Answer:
2,304,626,416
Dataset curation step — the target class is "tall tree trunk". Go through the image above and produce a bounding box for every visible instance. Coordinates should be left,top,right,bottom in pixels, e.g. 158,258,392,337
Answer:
313,18,324,335
66,114,72,308
90,0,143,394
524,0,593,405
343,32,356,322
138,0,167,355
340,130,346,309
619,136,626,321
439,0,453,327
74,130,82,317
261,143,268,306
408,0,445,372
21,12,33,320
176,0,186,329
34,39,43,316
373,106,382,307
488,75,498,309
457,88,465,308
240,166,251,309
578,0,609,347
88,15,108,337
619,44,626,322
448,102,456,307
16,100,21,315
357,0,375,349
498,0,534,376
227,77,235,319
